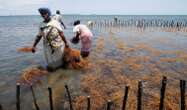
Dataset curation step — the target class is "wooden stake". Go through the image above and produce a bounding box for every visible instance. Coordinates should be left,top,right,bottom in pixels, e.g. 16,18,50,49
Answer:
65,84,74,110
48,87,53,110
30,85,40,110
122,86,129,110
0,104,3,110
137,81,143,110
87,96,91,110
180,80,186,110
107,100,112,110
159,76,167,110
16,83,20,110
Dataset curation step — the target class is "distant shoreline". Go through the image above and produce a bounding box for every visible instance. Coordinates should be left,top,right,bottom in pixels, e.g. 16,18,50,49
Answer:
0,14,187,17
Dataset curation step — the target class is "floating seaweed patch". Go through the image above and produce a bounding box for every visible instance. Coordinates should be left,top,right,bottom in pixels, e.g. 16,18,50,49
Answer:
95,37,105,52
17,46,34,53
72,33,187,110
17,66,48,85
63,47,89,69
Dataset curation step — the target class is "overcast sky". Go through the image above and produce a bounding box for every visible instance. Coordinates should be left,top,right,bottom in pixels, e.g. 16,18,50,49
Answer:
0,0,187,15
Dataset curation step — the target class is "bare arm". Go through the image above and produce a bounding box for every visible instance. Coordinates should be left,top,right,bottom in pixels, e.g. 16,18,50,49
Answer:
59,31,69,47
71,32,80,44
75,32,80,40
61,22,66,29
32,35,42,53
60,19,66,29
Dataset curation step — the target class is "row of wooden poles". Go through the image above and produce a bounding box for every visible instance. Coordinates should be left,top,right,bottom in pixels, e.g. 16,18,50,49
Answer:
0,76,186,110
92,18,187,29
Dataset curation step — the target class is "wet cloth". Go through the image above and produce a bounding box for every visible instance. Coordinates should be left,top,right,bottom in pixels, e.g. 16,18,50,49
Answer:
73,24,93,52
52,14,64,29
52,14,63,23
38,19,65,69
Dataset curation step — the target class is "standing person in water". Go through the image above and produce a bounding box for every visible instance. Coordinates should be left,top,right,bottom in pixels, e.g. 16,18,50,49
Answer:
52,10,66,29
32,8,69,71
71,20,93,58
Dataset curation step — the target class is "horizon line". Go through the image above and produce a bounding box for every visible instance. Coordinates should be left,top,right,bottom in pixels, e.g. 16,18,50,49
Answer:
1,14,187,17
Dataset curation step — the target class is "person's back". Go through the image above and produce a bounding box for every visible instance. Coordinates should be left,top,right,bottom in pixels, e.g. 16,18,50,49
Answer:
52,10,66,29
73,24,93,37
53,14,62,22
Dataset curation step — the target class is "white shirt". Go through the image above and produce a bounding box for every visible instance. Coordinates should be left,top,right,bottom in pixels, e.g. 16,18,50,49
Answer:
52,14,63,23
73,24,93,37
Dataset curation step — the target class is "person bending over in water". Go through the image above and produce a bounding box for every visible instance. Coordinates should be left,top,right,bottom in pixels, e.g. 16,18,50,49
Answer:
71,20,93,58
32,8,69,71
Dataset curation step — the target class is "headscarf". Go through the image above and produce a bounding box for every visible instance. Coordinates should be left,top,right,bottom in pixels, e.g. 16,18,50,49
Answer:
38,8,51,16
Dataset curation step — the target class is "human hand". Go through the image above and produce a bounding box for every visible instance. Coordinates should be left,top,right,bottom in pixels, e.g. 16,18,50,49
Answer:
71,37,79,44
32,47,36,53
65,43,69,48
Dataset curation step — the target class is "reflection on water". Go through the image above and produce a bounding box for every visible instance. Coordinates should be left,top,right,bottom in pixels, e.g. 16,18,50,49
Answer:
2,30,187,110
1,30,187,110
0,15,187,110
